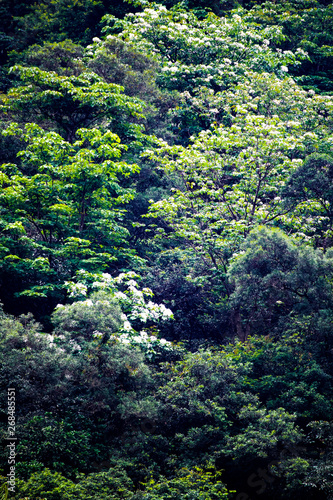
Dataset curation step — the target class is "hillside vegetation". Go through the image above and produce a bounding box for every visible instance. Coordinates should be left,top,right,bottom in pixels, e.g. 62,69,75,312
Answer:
0,1,333,498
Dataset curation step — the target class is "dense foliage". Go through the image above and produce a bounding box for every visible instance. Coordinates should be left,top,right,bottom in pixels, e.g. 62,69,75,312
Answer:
0,0,333,499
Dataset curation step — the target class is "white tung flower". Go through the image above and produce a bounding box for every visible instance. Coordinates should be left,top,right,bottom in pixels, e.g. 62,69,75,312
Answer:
67,282,88,297
123,320,133,332
93,331,104,338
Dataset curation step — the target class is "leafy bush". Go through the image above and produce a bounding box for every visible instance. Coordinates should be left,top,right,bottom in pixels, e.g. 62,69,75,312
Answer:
133,465,230,500
52,291,123,342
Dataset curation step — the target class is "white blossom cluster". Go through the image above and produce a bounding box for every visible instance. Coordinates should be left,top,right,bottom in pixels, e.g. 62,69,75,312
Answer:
65,281,88,297
63,270,174,355
111,330,172,359
100,4,307,84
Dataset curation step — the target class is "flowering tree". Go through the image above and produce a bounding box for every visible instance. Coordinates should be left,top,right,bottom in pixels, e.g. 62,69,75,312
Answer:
53,270,173,358
102,5,305,81
100,4,307,140
143,111,323,286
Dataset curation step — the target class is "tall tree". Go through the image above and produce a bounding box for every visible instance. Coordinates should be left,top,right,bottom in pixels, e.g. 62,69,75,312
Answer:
1,66,144,143
0,124,141,318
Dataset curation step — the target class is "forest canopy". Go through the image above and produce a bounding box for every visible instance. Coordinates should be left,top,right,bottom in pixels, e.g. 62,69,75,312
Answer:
0,1,333,499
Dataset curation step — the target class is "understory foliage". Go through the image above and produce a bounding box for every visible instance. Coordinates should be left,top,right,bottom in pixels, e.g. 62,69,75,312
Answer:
0,1,333,499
